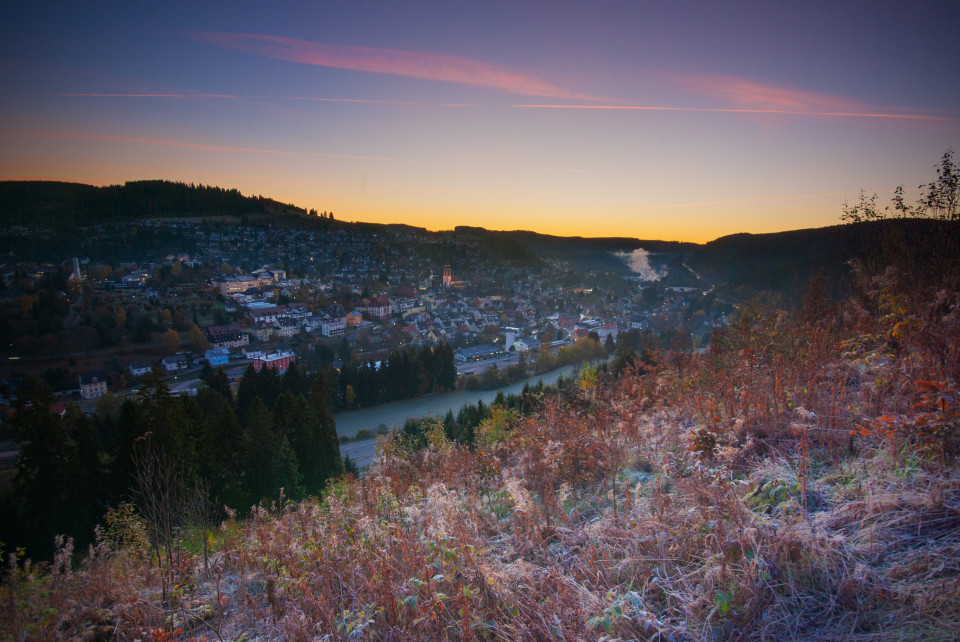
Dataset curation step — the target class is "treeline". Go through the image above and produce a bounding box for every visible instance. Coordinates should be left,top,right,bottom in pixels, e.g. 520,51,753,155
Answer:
457,337,610,391
0,180,286,228
331,343,457,410
1,265,222,358
396,378,562,449
0,363,341,560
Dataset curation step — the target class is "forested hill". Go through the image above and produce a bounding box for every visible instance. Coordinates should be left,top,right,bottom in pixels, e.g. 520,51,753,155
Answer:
0,180,307,227
685,218,955,296
5,179,953,297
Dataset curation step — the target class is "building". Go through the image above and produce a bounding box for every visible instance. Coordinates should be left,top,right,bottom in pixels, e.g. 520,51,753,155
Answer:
206,324,249,348
345,310,363,327
504,326,520,351
253,350,295,374
558,313,581,328
512,337,541,353
455,344,505,362
79,371,108,400
354,295,391,320
276,317,299,338
160,353,189,372
205,347,230,366
216,274,261,295
597,321,619,342
443,264,452,288
247,304,285,325
321,315,345,337
249,322,277,342
122,270,151,285
128,360,153,378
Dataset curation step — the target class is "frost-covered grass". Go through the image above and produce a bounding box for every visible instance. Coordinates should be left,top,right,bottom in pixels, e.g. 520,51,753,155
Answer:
3,269,959,641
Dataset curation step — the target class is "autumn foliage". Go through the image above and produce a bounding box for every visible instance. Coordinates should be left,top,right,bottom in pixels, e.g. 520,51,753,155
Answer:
4,246,960,639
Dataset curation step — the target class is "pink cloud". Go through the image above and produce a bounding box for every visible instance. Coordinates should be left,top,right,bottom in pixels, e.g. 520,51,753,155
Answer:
683,74,863,112
512,103,947,121
674,73,948,120
190,31,589,99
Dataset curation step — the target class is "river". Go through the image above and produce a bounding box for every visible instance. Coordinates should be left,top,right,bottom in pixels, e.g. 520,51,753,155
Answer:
337,362,584,467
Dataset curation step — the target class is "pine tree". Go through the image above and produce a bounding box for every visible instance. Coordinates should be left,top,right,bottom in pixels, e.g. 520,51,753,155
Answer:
235,364,258,424
242,397,277,507
10,379,103,558
208,367,233,404
271,437,304,502
309,371,343,487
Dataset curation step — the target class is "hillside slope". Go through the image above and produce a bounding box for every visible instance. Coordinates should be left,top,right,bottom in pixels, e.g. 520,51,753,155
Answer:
4,259,959,640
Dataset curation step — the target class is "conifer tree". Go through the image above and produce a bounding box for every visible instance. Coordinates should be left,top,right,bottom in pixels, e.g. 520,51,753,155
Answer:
309,371,343,486
241,397,278,507
207,366,233,404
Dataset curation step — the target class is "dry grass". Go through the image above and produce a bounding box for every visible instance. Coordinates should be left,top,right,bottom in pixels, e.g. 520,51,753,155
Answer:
3,273,959,640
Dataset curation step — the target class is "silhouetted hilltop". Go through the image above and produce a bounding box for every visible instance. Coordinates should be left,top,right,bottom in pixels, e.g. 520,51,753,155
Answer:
0,179,305,227
4,180,955,296
686,218,956,295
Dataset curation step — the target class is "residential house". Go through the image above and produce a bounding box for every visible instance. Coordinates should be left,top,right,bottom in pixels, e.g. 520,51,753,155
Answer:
355,295,391,320
345,310,363,327
206,323,249,348
253,351,295,374
79,371,108,400
321,315,346,337
250,322,277,342
276,317,299,338
128,360,153,378
247,304,285,325
160,353,189,372
558,313,581,328
205,347,230,366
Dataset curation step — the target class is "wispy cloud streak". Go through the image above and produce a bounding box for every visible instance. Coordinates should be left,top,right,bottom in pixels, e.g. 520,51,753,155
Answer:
190,31,588,99
683,74,861,112
512,103,947,121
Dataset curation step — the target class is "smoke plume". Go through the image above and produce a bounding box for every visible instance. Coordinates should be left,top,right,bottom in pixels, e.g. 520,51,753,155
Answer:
614,248,664,281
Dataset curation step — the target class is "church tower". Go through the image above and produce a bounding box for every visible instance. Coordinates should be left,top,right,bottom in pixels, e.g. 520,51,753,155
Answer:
442,264,452,288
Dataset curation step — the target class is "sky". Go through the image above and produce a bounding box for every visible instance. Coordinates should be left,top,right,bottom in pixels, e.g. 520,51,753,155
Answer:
1,1,958,243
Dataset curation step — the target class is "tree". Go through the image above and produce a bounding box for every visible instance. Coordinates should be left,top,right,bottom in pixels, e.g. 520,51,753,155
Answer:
242,397,278,506
8,379,103,559
920,149,959,221
131,443,186,602
162,328,181,355
840,189,882,223
189,323,209,353
310,372,343,488
208,367,233,403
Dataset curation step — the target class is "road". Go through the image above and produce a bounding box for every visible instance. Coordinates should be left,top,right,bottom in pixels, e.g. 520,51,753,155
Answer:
337,362,583,468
